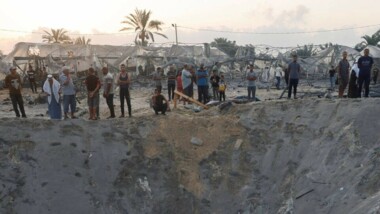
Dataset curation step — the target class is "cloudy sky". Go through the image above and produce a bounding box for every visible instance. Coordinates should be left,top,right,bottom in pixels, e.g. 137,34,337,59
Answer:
1,0,380,53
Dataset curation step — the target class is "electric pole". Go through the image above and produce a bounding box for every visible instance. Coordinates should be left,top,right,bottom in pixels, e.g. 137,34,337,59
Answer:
172,24,178,45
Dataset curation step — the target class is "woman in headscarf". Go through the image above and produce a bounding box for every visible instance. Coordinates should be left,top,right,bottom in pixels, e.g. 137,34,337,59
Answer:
43,75,62,119
348,62,360,98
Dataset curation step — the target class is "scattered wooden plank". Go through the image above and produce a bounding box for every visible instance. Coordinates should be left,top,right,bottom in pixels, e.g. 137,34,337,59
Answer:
174,90,209,109
234,139,243,150
295,188,314,200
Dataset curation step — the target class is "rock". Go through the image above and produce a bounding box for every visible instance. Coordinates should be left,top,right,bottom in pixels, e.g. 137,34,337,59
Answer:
219,101,232,111
234,139,243,150
191,137,203,146
324,91,332,99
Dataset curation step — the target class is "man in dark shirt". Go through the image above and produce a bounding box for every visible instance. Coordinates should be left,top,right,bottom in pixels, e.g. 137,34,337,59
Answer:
167,65,176,101
287,54,301,99
85,68,100,120
152,89,169,115
5,66,27,118
210,70,220,100
196,64,209,104
27,65,37,93
358,48,374,97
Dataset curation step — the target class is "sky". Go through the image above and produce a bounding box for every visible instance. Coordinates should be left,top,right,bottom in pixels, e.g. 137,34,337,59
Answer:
1,0,380,54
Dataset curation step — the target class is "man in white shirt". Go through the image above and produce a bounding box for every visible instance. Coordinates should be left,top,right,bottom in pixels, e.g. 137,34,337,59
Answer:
275,66,283,89
102,67,115,118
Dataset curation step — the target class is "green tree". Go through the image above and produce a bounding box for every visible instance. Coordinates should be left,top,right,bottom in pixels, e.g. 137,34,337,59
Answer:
210,37,238,57
120,8,167,46
42,28,72,44
355,29,380,51
74,36,91,45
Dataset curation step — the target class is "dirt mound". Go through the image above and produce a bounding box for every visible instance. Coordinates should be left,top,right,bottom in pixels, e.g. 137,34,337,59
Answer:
0,98,379,213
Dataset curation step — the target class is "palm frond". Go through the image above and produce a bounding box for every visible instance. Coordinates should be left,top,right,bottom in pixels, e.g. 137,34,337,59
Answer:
148,20,164,30
153,32,168,39
120,27,134,32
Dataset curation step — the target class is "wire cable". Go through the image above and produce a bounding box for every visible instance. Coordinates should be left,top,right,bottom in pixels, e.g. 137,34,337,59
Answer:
177,24,380,35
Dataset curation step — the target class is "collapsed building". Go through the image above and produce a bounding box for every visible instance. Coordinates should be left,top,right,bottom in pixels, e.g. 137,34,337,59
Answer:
0,42,229,77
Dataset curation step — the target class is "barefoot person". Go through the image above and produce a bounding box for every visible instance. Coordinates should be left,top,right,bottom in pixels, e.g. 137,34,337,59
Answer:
43,75,62,119
5,66,27,118
102,67,115,119
117,64,132,117
84,68,100,120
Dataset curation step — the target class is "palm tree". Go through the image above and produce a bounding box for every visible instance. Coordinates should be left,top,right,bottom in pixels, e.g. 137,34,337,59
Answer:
120,8,167,46
355,29,380,51
42,28,72,44
74,36,91,45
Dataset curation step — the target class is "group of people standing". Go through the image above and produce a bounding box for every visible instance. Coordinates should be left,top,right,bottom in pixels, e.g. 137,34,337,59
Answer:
4,49,376,119
276,48,375,99
328,49,374,98
152,63,228,107
45,64,132,120
5,64,133,120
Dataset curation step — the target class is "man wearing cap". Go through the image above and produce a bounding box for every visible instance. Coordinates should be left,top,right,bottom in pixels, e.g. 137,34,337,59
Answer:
43,75,61,119
5,67,27,118
287,54,301,99
59,66,77,119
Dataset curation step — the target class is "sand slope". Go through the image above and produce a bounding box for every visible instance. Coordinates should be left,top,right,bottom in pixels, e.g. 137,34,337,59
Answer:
0,98,379,214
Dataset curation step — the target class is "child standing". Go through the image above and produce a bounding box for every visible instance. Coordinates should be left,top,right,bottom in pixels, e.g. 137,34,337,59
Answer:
219,75,226,101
